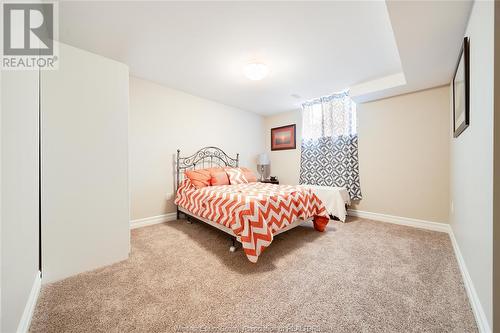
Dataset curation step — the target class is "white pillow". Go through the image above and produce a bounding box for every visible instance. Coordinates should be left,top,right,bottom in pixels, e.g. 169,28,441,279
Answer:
226,168,249,185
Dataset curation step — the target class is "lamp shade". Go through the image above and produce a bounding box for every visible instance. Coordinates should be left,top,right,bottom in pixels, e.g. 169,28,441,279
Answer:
257,153,270,165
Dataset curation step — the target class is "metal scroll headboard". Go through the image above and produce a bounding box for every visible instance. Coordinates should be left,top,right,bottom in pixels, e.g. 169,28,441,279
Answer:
176,146,239,190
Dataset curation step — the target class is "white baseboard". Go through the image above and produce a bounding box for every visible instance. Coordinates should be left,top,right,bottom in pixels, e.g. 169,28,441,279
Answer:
347,208,490,332
16,270,41,333
347,209,450,233
448,229,491,333
130,212,177,229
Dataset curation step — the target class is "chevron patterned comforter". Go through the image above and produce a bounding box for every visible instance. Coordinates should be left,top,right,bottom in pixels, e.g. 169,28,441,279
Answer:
175,180,329,263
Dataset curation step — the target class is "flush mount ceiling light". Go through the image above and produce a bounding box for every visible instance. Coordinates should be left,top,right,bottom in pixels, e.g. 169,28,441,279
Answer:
243,63,269,81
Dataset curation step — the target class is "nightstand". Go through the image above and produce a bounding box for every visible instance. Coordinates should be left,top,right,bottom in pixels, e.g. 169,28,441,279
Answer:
260,179,279,185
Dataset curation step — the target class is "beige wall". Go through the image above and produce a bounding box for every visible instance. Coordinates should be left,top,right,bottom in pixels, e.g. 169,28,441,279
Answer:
263,85,450,224
353,86,450,223
450,1,494,327
42,43,130,283
263,110,302,185
130,76,265,220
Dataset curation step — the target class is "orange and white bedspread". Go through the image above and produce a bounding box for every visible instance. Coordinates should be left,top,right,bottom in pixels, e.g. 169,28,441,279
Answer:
175,180,329,263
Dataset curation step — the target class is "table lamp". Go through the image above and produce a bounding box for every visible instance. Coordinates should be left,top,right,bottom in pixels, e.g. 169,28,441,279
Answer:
257,153,270,181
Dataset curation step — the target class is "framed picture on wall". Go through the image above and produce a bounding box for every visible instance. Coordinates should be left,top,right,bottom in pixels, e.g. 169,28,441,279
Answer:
452,36,470,138
271,124,296,151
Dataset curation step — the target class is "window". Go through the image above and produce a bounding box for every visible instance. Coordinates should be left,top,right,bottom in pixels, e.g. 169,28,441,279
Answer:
299,90,362,200
302,91,356,140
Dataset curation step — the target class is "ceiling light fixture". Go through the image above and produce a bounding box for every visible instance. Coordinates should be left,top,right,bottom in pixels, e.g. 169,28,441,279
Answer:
243,63,269,81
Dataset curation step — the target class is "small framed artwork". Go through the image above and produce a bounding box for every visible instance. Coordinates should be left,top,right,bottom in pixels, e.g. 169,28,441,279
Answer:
271,124,296,151
452,36,470,138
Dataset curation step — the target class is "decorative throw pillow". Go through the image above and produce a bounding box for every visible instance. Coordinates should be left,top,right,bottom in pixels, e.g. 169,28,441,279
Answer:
226,168,249,185
184,169,211,189
240,167,258,183
209,168,230,186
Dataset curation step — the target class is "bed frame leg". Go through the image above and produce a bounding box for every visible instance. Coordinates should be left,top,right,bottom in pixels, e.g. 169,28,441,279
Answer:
229,238,237,252
186,215,192,224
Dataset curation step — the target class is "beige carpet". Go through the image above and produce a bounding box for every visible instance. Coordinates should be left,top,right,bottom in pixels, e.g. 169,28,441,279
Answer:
30,217,477,333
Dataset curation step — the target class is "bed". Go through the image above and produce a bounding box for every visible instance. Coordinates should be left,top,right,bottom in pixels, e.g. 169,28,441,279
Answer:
174,147,329,263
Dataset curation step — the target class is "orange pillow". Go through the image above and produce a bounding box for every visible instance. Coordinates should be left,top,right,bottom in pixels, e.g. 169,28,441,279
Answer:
209,168,230,186
226,168,249,185
241,167,258,182
184,169,211,189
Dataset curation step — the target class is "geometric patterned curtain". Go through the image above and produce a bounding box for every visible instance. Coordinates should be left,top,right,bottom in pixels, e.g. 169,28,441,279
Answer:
299,91,362,200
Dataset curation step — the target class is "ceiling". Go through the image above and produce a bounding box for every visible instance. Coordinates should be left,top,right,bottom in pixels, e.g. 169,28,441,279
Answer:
58,1,472,115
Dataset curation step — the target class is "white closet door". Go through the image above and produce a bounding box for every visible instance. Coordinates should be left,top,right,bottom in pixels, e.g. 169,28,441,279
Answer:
1,70,40,333
41,43,130,283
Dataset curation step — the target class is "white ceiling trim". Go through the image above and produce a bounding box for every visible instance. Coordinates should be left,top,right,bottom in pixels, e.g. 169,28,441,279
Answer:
351,72,406,103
